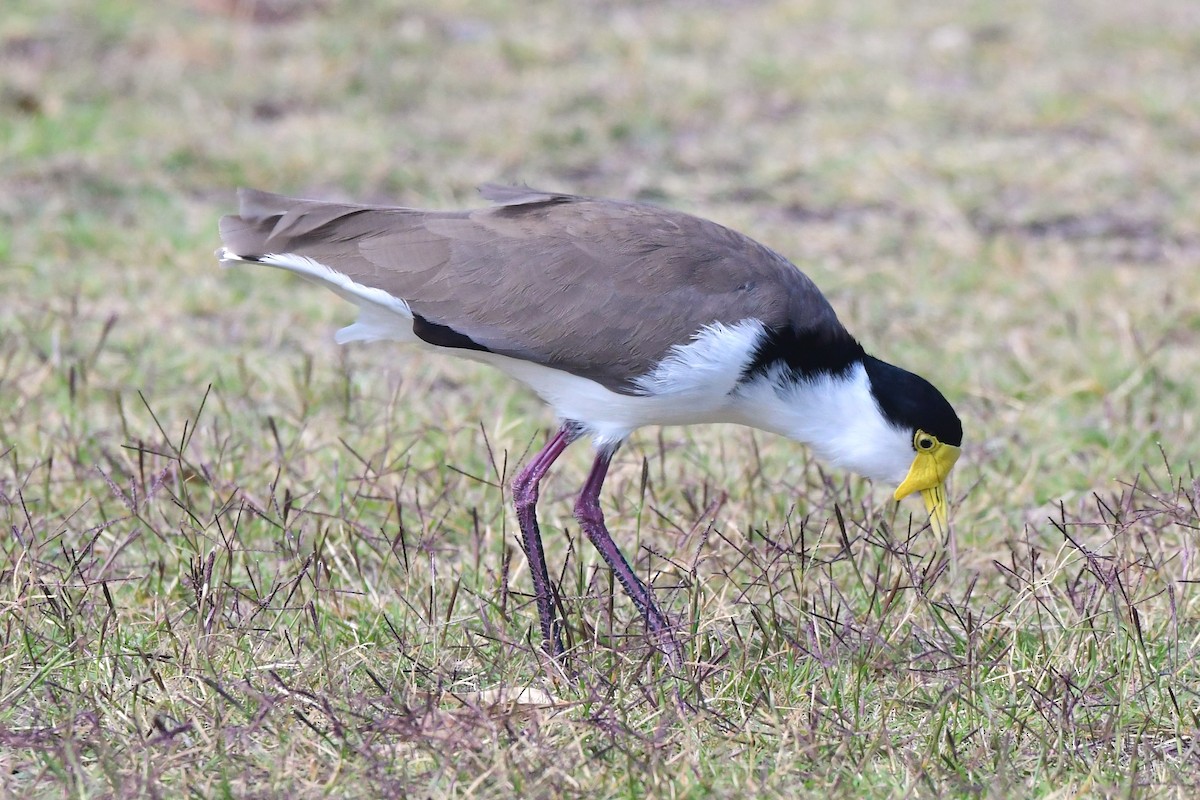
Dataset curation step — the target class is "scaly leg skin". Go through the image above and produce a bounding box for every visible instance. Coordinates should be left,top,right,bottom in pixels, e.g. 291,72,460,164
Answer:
574,446,684,669
511,425,579,658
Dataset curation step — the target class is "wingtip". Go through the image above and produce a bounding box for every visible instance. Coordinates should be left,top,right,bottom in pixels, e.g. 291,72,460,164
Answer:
233,187,291,219
215,246,259,267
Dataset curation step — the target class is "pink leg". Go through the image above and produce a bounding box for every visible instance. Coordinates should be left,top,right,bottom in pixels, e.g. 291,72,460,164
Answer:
575,447,683,666
511,425,579,657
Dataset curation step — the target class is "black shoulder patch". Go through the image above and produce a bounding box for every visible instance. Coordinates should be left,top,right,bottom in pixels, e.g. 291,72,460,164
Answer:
411,313,490,353
741,325,865,383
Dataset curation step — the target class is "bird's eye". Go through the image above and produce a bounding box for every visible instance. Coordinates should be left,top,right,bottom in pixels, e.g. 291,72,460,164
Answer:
914,431,937,451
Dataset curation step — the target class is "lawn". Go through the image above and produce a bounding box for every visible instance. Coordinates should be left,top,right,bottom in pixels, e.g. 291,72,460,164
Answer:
3,0,1200,797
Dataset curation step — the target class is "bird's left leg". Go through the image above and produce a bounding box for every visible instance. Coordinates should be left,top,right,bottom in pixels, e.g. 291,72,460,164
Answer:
573,445,683,667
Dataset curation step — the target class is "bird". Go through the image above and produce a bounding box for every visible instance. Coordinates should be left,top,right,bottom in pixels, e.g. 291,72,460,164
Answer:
217,184,962,666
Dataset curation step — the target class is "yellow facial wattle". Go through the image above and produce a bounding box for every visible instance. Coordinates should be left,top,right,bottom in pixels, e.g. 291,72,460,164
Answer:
893,431,960,537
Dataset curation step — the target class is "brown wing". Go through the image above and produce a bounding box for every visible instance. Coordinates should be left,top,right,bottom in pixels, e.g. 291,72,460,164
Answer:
219,186,843,392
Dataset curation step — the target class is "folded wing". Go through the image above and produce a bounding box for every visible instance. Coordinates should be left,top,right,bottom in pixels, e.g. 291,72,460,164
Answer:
219,186,841,393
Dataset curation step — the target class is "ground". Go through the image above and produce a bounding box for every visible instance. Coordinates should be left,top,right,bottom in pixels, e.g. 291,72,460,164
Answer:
2,0,1200,797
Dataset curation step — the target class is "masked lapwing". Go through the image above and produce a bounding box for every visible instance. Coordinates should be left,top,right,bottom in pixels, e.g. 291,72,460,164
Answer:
218,185,962,665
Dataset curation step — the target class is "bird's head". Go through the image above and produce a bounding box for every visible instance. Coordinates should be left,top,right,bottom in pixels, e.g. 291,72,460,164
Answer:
734,327,963,535
862,357,962,536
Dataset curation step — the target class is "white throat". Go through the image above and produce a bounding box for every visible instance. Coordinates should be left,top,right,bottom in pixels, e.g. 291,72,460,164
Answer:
731,361,912,485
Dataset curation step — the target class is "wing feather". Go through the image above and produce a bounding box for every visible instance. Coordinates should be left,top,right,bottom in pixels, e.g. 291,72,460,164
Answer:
219,187,843,392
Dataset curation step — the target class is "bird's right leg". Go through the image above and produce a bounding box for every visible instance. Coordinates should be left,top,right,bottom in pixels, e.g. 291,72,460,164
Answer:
574,446,683,668
511,424,580,658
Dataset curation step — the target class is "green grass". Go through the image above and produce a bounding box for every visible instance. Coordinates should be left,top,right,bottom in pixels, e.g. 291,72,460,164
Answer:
3,0,1200,796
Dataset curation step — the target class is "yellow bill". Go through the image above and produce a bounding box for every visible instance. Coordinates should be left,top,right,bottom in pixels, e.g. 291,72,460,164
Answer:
894,434,960,537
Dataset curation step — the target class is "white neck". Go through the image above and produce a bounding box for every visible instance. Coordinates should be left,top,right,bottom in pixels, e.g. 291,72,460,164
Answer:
731,361,912,484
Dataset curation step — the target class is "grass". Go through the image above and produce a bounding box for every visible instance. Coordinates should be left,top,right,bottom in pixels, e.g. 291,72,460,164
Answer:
3,0,1200,796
